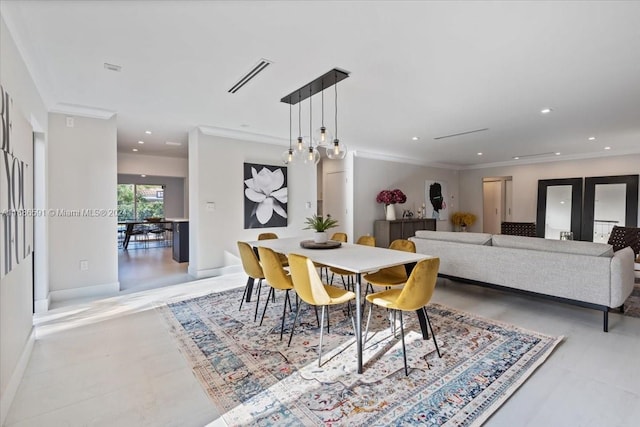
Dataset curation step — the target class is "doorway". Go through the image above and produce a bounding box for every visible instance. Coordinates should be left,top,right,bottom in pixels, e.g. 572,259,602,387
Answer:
482,177,513,234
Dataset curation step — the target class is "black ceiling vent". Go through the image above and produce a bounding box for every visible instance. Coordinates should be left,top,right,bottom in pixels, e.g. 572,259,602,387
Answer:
228,59,272,94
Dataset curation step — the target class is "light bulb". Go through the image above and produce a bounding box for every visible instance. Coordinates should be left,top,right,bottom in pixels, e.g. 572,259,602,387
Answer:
313,126,333,148
296,136,306,153
281,148,294,165
326,139,347,160
303,147,320,165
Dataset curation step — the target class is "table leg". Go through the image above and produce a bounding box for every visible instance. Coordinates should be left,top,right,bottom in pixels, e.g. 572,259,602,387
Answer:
123,224,134,250
416,309,429,340
245,277,254,302
355,272,363,374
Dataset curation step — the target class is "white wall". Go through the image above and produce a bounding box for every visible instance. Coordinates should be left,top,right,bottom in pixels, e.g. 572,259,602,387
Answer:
0,15,48,424
459,154,640,232
352,155,460,240
48,113,119,298
117,152,188,177
188,129,316,278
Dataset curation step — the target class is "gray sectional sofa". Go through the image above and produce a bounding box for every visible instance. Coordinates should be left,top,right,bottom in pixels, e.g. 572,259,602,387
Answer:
410,230,636,331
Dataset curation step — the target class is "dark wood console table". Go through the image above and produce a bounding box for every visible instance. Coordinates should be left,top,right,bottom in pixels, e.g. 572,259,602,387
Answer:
374,218,436,247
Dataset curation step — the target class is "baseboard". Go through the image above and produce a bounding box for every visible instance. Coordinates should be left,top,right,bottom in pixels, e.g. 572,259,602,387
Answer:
49,281,120,302
188,265,243,279
33,294,51,313
0,328,35,426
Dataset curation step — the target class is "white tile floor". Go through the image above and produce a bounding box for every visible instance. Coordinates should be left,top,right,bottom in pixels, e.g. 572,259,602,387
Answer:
5,274,640,427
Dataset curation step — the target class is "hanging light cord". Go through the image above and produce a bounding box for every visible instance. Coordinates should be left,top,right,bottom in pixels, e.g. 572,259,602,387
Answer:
321,83,325,127
309,86,312,148
334,73,339,141
298,95,302,139
289,104,292,150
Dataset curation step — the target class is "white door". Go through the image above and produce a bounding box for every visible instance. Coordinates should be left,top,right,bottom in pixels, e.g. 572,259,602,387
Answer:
505,179,513,222
483,180,503,234
324,171,347,238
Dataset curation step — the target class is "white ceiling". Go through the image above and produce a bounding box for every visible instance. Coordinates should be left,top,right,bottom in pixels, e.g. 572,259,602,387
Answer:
3,1,640,167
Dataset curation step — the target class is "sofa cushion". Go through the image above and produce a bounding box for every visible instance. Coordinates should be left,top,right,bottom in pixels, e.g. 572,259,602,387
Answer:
413,230,492,245
491,234,614,257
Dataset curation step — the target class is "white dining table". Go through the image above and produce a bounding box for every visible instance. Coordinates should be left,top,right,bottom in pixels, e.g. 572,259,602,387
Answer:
246,236,432,374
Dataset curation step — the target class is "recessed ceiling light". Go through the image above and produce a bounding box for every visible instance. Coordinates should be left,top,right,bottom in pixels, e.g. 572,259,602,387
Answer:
132,148,138,152
513,156,520,160
540,108,553,114
588,136,596,141
477,152,483,156
604,146,611,150
555,152,561,155
138,140,144,144
560,201,565,204
140,174,146,177
165,141,182,146
145,130,152,134
412,136,420,141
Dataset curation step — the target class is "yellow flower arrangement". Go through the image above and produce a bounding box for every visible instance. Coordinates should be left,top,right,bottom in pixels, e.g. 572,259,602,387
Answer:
451,212,477,229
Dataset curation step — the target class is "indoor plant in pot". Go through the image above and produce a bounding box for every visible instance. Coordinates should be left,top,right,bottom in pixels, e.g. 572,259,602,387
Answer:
304,214,339,243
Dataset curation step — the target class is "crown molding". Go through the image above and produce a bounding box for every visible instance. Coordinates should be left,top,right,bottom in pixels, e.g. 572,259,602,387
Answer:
351,150,461,170
50,103,116,120
461,148,640,170
198,125,287,146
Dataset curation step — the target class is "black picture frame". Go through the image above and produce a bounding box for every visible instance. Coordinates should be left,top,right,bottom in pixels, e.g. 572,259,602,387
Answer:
536,178,583,240
243,162,288,229
582,175,639,241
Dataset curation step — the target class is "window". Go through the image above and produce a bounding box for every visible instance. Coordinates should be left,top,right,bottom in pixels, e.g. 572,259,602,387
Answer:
117,184,165,221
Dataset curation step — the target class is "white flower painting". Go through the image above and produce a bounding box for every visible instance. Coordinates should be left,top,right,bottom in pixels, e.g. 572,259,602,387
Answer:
244,163,288,228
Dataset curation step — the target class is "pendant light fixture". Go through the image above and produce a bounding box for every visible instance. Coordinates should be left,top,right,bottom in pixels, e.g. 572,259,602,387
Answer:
304,86,320,165
280,68,350,166
281,103,294,165
326,70,347,160
313,83,333,147
295,93,306,156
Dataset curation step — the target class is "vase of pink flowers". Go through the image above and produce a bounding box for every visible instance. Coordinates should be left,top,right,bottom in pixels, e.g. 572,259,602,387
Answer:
376,189,407,220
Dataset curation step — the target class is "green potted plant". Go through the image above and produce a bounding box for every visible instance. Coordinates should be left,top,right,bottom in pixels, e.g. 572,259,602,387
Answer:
304,214,339,243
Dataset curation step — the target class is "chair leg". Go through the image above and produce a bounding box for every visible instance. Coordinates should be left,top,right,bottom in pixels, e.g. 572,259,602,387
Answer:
399,311,408,376
314,305,320,327
254,279,263,322
239,278,249,311
364,303,373,343
318,305,326,367
259,287,274,326
288,301,303,347
326,305,330,334
280,290,290,340
423,307,441,358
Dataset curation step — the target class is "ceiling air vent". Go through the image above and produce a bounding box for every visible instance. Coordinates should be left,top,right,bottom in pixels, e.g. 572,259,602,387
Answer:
434,128,489,140
228,59,272,94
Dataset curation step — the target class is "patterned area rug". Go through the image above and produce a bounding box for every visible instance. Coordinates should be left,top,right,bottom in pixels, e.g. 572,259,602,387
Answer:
159,287,562,426
623,281,640,318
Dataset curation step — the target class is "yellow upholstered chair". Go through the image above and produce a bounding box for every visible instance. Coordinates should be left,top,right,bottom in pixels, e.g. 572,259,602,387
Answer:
257,232,289,267
258,247,295,340
331,232,348,243
258,232,278,240
365,257,441,376
288,253,356,366
237,241,265,322
363,239,416,295
330,235,376,289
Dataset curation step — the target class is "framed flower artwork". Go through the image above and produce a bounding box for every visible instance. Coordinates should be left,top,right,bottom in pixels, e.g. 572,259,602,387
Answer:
243,163,288,229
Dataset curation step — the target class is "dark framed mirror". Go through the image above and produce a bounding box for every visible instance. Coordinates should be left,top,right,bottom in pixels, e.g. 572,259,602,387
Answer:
536,178,583,240
583,175,638,243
